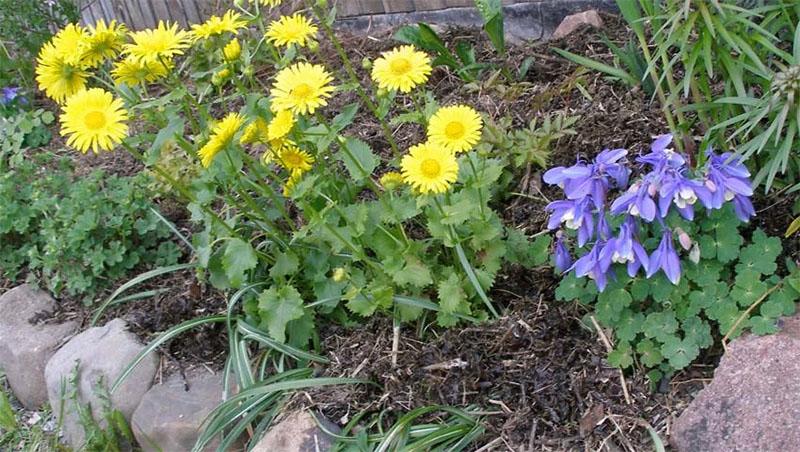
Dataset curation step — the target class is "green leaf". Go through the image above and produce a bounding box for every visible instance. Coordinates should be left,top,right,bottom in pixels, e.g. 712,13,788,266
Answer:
595,289,631,324
392,256,433,288
270,251,299,279
636,339,663,368
642,311,678,343
338,137,378,182
749,316,779,335
223,238,258,288
555,273,588,301
736,229,781,275
552,48,637,86
0,390,17,432
731,269,767,307
438,272,467,314
616,310,644,343
258,285,305,342
682,317,712,349
607,342,634,368
483,12,505,55
660,336,699,370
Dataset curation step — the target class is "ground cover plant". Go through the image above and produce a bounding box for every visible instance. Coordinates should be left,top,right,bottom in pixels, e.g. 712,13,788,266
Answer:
4,0,799,450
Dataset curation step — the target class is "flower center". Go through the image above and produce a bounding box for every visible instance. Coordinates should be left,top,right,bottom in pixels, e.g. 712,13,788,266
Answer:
420,159,441,178
444,121,465,140
292,83,313,100
84,111,107,130
284,152,303,166
390,57,411,76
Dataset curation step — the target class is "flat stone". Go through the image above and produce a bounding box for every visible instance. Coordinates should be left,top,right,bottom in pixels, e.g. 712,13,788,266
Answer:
44,318,157,449
0,285,77,409
550,9,604,40
131,372,225,452
251,411,339,452
672,313,800,451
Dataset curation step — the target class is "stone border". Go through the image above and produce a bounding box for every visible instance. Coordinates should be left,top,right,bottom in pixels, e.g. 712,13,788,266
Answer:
335,0,617,42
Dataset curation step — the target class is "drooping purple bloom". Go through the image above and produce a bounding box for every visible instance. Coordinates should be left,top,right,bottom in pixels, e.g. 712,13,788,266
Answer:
657,170,713,220
596,209,612,241
647,230,681,284
543,149,629,208
545,197,595,246
703,150,754,221
0,86,19,105
610,180,657,221
572,240,613,291
554,234,573,273
604,217,649,277
637,134,686,171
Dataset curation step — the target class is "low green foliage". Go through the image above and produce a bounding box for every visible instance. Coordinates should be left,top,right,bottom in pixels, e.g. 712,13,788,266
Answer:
0,109,55,168
0,154,180,301
557,206,800,382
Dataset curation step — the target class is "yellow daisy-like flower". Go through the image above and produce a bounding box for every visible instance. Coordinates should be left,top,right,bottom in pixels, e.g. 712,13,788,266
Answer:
267,110,295,141
51,24,89,66
198,113,245,167
379,171,405,190
265,14,317,48
270,62,334,115
81,19,128,68
427,105,483,153
258,0,283,7
283,170,303,197
240,118,269,145
35,42,89,103
277,145,314,173
111,56,172,86
191,10,248,41
60,88,129,154
223,39,242,62
400,142,459,194
124,21,192,64
371,45,432,93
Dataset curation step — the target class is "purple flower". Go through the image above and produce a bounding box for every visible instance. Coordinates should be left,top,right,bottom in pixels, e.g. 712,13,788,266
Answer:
554,234,573,273
657,171,713,220
637,134,686,171
0,87,19,105
704,150,754,221
610,180,657,221
543,149,629,208
572,240,613,291
647,230,681,284
545,198,595,246
605,217,649,277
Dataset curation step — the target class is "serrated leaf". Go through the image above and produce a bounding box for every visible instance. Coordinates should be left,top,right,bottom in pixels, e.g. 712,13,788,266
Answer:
392,256,433,288
222,238,257,288
749,316,779,335
338,137,378,182
257,285,305,342
270,251,299,279
636,339,663,367
660,336,699,370
616,310,644,343
438,272,467,314
607,342,633,368
642,311,678,343
682,317,712,349
555,272,587,301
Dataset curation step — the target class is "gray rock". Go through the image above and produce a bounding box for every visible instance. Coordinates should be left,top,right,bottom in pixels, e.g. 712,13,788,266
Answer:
672,313,800,451
0,285,77,409
44,318,157,449
131,372,225,452
251,411,339,452
551,9,604,40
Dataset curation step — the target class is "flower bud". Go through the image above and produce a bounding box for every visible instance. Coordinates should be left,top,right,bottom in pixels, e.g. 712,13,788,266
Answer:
332,267,347,282
316,0,328,8
242,65,255,77
689,243,701,264
308,40,319,52
361,57,372,70
676,229,692,251
376,88,389,98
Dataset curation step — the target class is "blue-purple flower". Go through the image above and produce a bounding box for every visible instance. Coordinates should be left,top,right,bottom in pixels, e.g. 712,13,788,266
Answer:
572,240,613,291
0,87,19,106
704,150,754,221
545,197,595,246
604,217,649,277
657,170,713,220
554,233,573,273
647,229,681,284
543,148,629,208
610,180,657,221
637,134,686,171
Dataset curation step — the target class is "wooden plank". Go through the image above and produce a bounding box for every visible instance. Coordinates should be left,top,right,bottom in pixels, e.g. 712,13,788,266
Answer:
184,0,204,24
150,0,173,24
167,0,191,27
339,0,383,17
125,0,149,29
382,0,414,13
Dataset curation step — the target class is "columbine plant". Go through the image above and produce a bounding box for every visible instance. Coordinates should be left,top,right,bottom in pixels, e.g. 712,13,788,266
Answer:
546,134,800,382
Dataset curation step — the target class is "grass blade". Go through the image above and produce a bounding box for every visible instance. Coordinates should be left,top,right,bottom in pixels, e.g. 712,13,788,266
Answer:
551,48,638,86
455,242,499,318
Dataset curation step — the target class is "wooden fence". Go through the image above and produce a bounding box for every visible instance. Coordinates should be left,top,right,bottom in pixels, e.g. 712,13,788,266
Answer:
79,0,543,29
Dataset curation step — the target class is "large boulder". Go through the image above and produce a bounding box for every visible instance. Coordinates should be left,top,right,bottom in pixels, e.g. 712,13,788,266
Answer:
251,411,339,452
0,285,78,409
131,372,225,452
44,318,157,449
672,314,800,451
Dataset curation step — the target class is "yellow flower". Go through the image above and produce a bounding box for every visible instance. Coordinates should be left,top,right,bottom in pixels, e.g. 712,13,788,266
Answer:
198,113,245,167
400,142,459,194
283,170,303,197
265,14,317,48
124,21,192,64
379,171,405,190
35,42,89,103
277,145,314,173
258,0,282,7
60,88,129,154
191,10,248,41
82,19,128,68
212,68,231,86
427,105,483,153
270,62,334,115
371,45,432,93
51,24,89,66
111,56,172,86
223,39,242,62
267,110,295,141
240,118,269,145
